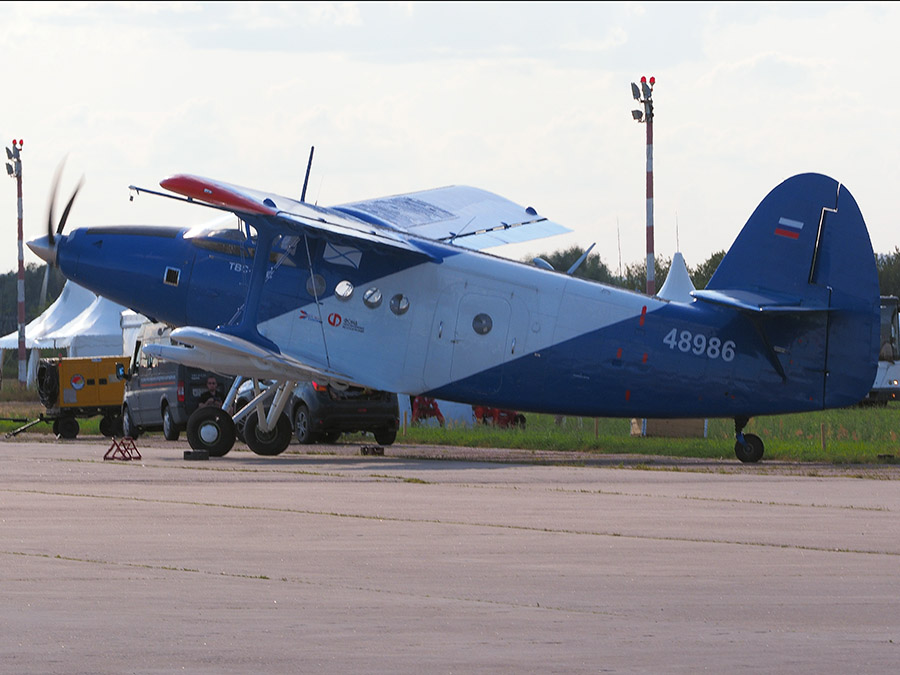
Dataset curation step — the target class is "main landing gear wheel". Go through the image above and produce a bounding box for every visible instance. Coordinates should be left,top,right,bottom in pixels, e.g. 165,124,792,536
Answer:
186,407,236,457
243,413,292,456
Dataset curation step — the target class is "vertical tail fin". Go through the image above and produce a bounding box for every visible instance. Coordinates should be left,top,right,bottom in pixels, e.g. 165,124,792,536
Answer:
701,173,879,407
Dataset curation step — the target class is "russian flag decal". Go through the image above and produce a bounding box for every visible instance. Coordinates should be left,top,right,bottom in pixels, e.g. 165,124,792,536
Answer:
774,217,804,239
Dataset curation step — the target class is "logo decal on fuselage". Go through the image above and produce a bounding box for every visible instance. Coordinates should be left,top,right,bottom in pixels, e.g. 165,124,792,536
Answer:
298,309,322,323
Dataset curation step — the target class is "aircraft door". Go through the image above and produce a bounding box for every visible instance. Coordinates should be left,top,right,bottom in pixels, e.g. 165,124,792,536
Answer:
449,294,512,394
423,285,462,390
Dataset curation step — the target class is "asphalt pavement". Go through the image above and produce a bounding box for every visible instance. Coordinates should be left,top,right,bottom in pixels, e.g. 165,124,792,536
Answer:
2,435,900,673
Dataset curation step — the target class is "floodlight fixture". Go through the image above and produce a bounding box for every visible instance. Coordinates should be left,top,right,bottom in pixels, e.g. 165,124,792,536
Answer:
5,147,11,160
632,110,643,121
6,163,13,176
631,82,640,100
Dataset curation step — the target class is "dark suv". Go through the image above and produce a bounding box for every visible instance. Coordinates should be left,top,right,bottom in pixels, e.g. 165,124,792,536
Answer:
236,380,399,446
292,381,399,446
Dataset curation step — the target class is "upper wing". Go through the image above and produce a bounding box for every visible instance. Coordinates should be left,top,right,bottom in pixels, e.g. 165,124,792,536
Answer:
333,185,571,250
158,175,425,255
142,326,357,384
158,175,569,250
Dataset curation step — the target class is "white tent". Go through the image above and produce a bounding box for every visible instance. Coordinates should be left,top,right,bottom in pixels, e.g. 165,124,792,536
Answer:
35,294,129,357
657,252,696,303
0,280,96,350
1,281,100,386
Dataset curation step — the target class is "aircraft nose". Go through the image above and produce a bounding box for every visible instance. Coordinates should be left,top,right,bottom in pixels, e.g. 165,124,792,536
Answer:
27,234,59,266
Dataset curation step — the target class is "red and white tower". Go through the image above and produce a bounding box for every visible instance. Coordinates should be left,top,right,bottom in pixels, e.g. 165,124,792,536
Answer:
5,139,25,387
630,77,656,295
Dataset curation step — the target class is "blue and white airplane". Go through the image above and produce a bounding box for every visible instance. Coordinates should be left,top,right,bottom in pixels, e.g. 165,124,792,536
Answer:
28,166,880,462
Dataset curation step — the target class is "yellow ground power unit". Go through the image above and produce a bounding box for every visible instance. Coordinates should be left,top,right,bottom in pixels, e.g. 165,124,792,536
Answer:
36,355,130,439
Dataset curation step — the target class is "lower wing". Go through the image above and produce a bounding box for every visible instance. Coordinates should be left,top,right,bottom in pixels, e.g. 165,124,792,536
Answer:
141,326,356,384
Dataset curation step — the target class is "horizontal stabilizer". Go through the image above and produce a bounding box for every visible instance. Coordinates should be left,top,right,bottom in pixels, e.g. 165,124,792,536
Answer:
142,326,355,384
692,289,833,313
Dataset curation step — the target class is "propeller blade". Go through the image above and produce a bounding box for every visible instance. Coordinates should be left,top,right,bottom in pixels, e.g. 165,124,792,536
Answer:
56,176,84,236
46,160,66,246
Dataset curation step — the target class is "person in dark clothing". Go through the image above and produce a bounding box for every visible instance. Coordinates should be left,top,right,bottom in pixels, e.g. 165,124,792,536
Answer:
198,375,224,408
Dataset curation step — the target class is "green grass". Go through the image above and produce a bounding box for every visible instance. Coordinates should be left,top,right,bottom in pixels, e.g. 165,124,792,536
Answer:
398,404,900,464
3,378,899,465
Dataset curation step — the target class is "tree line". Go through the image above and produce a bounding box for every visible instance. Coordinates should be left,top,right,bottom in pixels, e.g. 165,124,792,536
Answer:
0,264,67,337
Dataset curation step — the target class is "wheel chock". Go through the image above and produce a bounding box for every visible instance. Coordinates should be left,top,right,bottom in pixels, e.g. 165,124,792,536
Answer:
104,437,142,461
360,445,384,456
184,450,210,461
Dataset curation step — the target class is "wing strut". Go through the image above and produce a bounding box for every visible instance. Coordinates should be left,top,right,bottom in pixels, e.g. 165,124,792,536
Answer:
303,232,332,369
217,217,280,352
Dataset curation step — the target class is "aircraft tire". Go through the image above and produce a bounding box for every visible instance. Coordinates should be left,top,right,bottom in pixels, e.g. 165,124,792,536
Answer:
734,433,764,463
244,412,292,456
186,407,235,457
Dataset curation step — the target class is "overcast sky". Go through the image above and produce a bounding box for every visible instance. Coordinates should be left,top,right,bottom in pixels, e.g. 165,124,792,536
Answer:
1,1,897,278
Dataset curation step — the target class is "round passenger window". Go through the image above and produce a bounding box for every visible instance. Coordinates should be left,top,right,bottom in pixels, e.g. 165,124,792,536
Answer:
472,313,493,335
306,273,326,297
390,294,410,315
363,287,383,309
335,280,354,301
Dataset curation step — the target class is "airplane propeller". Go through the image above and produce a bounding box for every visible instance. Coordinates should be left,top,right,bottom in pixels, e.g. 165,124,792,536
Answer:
47,160,84,247
30,160,85,267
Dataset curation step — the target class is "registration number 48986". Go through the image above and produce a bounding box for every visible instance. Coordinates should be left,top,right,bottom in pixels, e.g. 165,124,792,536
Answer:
663,328,736,362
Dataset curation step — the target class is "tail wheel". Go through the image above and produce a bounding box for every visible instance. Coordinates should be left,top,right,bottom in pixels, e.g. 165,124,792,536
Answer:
734,433,764,463
186,407,236,457
244,413,292,456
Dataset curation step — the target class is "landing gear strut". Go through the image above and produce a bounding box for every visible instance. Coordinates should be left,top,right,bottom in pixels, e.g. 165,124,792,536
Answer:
733,416,764,463
231,378,297,457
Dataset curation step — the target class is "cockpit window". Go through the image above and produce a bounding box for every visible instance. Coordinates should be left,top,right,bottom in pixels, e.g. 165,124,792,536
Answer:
190,237,255,259
185,220,295,266
183,217,250,242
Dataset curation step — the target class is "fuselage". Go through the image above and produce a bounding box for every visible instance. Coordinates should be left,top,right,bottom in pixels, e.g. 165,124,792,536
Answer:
45,219,840,419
